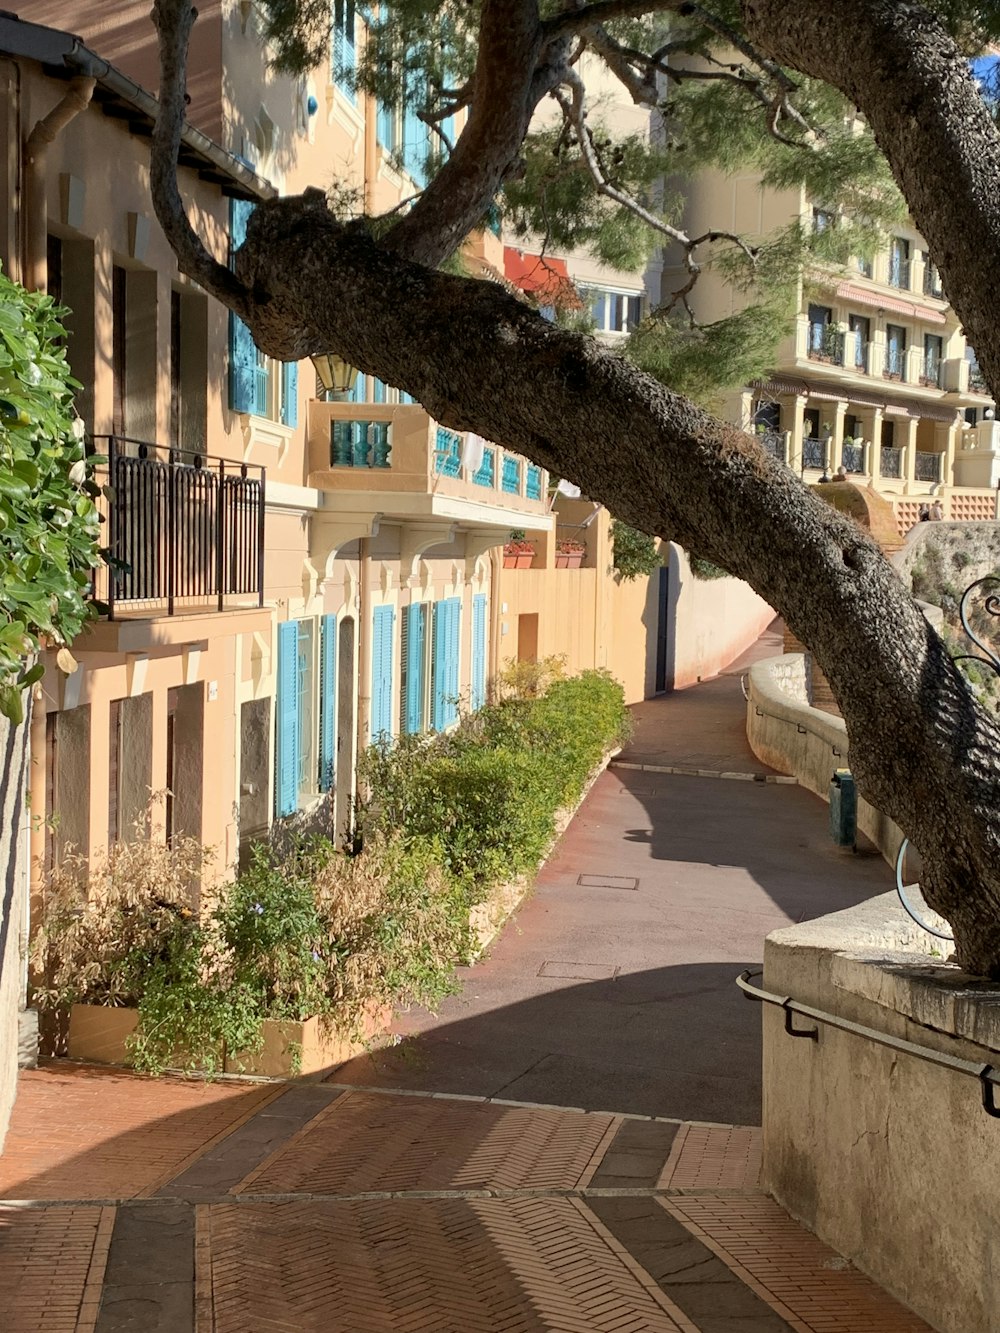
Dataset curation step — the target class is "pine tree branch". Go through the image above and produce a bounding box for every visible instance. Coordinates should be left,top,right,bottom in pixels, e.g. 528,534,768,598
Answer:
150,0,251,315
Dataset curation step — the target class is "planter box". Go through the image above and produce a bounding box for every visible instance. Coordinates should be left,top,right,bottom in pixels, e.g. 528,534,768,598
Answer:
67,1002,391,1078
555,551,584,569
68,1003,223,1072
68,1004,139,1065
502,551,534,569
224,1005,393,1078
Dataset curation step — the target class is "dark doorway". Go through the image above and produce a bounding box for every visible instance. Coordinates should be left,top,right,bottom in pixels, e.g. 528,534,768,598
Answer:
654,565,671,694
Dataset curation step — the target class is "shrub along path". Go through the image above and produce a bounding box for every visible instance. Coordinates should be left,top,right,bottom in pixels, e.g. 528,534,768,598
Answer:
2,623,923,1332
333,622,892,1125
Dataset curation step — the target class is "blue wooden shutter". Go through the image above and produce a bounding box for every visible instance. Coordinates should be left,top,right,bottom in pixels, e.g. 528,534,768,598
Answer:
276,620,300,816
405,603,426,733
281,361,299,427
431,601,448,732
333,0,356,99
371,605,395,742
377,101,396,150
402,58,428,187
446,599,461,726
472,594,487,711
318,613,336,791
229,199,260,413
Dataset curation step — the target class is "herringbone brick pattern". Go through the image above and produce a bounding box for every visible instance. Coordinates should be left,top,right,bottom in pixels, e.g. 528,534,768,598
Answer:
660,1123,762,1190
206,1198,684,1332
0,1068,275,1201
238,1090,615,1196
663,1195,933,1332
0,1205,106,1332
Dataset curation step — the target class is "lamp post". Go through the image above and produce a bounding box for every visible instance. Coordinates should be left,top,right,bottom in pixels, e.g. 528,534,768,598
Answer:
310,352,359,401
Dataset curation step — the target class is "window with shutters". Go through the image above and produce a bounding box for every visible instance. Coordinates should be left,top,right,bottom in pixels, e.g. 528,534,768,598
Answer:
275,620,300,817
332,0,356,102
400,602,428,734
297,620,316,801
318,614,336,792
371,605,396,742
431,598,461,731
471,594,487,711
229,199,299,424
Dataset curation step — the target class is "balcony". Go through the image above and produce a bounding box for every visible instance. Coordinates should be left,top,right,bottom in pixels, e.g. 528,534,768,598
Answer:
841,441,865,474
806,324,845,366
802,437,827,470
883,345,907,381
91,437,265,621
920,356,943,389
923,265,944,299
968,359,990,396
915,450,943,483
756,429,789,463
307,402,552,530
880,446,903,479
887,257,911,290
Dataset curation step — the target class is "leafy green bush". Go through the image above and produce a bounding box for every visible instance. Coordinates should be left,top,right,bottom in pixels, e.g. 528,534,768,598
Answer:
359,668,630,903
611,520,661,581
688,554,730,580
0,267,101,721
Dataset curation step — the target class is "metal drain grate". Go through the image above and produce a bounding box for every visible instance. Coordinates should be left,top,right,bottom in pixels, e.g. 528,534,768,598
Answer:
577,873,639,890
538,961,620,980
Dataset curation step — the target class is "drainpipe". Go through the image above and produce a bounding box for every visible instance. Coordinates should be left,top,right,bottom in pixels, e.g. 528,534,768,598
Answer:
23,76,95,292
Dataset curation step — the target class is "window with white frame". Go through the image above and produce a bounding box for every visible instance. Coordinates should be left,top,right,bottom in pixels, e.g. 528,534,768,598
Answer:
587,288,643,336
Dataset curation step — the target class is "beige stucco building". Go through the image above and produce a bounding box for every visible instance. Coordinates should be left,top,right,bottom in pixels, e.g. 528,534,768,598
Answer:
667,169,1000,530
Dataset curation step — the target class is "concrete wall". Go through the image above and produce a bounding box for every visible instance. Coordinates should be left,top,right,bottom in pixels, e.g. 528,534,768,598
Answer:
745,653,905,866
763,894,1000,1333
666,546,775,690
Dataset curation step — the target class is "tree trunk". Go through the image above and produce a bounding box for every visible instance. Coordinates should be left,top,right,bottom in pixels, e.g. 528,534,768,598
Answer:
235,196,1000,973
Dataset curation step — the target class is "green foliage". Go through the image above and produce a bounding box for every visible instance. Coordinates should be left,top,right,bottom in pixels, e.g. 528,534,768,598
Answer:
611,520,661,581
0,267,100,722
689,554,730,581
358,669,631,906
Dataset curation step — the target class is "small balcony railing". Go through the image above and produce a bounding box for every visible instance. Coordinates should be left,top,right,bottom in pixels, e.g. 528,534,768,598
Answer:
969,361,990,395
91,436,265,620
332,419,392,468
841,442,865,473
923,266,944,298
915,450,943,482
920,357,942,388
756,430,788,463
807,325,844,365
888,257,911,290
802,437,826,470
880,446,903,479
884,345,906,380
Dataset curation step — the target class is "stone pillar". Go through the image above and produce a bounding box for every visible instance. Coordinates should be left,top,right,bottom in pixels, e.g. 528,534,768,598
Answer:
788,394,806,474
903,416,918,488
831,400,847,474
941,418,958,491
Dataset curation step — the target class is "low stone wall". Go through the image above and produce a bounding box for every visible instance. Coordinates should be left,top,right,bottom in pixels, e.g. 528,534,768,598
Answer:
763,894,1000,1333
744,654,904,865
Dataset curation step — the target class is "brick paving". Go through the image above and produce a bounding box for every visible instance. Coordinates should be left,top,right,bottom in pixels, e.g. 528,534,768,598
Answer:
0,1072,931,1332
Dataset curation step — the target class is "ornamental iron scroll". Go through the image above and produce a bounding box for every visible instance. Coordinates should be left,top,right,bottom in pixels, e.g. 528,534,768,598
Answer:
896,575,1000,941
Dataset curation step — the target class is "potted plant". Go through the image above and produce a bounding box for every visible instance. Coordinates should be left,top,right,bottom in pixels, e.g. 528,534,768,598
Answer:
555,536,586,569
503,528,536,569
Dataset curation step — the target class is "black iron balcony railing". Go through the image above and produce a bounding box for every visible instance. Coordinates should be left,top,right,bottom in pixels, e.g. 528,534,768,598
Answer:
91,436,265,620
968,360,990,395
887,256,911,290
920,357,942,388
756,430,787,463
841,442,865,473
915,450,943,483
884,345,906,380
807,325,844,365
923,265,944,298
802,437,826,470
880,446,903,479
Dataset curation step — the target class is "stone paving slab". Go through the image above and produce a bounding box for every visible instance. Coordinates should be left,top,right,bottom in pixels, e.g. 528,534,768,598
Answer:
0,1068,931,1332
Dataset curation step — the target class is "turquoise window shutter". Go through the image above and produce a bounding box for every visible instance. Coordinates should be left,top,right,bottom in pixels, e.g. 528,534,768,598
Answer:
472,594,487,711
281,361,299,427
333,0,356,100
318,613,336,791
431,600,447,731
446,598,461,726
371,605,395,741
402,60,428,187
228,200,260,414
377,101,396,150
405,603,426,733
276,619,300,816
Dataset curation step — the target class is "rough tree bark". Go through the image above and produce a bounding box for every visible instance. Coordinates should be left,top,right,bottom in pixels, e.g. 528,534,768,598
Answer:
152,0,1000,973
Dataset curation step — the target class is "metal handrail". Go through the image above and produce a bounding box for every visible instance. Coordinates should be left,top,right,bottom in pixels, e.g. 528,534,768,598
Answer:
736,968,1000,1117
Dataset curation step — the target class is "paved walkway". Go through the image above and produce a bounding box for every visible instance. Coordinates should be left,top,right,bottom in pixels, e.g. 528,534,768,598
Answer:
0,622,926,1331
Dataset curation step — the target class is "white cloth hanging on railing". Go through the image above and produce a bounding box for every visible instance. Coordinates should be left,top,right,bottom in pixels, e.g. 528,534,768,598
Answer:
462,432,486,473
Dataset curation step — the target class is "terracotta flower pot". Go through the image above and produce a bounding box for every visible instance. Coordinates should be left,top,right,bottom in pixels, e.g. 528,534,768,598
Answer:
555,551,584,569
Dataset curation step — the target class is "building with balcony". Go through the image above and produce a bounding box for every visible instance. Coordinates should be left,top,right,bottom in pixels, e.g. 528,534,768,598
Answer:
667,174,999,531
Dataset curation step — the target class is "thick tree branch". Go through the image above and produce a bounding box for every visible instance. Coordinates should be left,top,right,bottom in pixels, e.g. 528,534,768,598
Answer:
384,0,552,266
150,0,251,315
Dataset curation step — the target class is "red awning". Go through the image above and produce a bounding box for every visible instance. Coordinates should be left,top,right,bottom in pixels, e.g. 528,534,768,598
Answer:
835,282,947,325
503,248,581,306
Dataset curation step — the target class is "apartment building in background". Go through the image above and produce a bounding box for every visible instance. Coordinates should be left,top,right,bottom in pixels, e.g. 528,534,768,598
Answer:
667,171,1000,530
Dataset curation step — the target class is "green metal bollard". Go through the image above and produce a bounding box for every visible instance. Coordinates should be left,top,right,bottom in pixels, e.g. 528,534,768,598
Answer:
829,769,856,846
